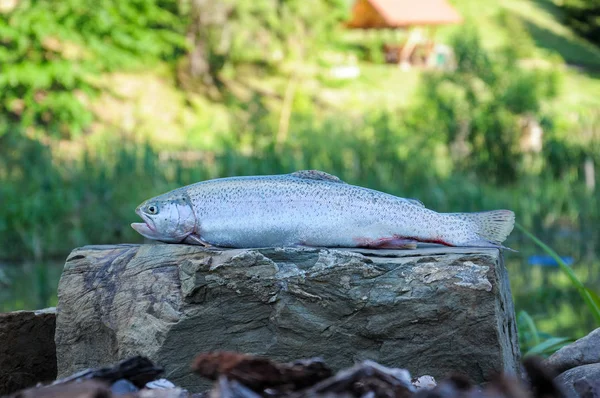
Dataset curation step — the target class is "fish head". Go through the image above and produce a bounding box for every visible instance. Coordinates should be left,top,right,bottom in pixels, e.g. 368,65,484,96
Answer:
131,193,196,243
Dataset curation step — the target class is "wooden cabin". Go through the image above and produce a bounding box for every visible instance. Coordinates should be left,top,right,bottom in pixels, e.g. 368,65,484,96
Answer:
346,0,462,68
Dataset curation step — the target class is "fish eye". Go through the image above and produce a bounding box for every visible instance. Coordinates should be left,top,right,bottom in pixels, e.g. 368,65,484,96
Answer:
147,205,158,215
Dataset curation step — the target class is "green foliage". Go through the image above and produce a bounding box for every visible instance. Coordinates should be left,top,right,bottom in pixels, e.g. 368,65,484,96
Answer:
518,310,573,357
412,25,561,184
0,0,187,138
514,223,600,357
184,0,348,86
517,224,600,325
341,32,389,64
496,10,536,59
233,0,347,62
560,0,600,46
0,262,62,311
451,25,495,81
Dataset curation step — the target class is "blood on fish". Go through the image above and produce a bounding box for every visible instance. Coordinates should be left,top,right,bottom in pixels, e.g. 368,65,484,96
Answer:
354,236,453,249
353,236,417,249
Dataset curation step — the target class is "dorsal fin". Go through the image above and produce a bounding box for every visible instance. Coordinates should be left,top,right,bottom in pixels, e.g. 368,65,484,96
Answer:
290,170,345,184
404,198,425,207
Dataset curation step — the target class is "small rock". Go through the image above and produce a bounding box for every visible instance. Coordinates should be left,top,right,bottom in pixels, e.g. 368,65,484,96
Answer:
412,375,437,390
546,327,600,373
574,377,600,398
111,379,139,394
146,379,176,389
137,388,191,398
555,363,600,398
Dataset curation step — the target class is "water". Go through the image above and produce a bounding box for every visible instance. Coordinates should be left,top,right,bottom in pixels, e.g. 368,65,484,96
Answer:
1,230,598,342
0,261,63,312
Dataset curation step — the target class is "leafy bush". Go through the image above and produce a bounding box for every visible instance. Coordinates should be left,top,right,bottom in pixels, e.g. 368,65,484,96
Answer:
183,0,347,87
517,310,573,357
0,0,187,139
411,25,561,184
496,10,536,59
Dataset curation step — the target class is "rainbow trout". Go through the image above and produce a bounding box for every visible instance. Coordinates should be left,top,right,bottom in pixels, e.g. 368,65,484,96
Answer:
131,170,515,249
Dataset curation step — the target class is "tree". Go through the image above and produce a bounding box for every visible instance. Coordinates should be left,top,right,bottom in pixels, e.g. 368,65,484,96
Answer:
183,0,347,90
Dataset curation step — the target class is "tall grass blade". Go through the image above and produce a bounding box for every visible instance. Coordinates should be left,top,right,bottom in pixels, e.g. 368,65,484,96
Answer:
524,337,573,357
516,223,600,325
518,310,541,346
587,288,600,311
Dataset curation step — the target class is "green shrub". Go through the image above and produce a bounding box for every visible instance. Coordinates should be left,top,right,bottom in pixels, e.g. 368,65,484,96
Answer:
0,0,187,138
411,25,561,184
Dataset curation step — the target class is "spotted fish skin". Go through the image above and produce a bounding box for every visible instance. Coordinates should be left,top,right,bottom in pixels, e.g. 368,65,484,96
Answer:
131,170,515,249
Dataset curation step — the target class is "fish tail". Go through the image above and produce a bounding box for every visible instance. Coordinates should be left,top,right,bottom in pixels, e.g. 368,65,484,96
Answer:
453,210,516,250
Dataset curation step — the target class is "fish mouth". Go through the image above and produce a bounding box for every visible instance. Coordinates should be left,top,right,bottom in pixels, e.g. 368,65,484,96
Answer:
131,208,159,239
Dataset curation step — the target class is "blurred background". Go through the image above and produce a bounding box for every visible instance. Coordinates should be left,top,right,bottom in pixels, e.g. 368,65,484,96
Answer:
0,0,599,356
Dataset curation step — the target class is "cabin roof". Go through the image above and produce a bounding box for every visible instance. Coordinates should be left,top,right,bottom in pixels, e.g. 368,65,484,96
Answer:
346,0,462,29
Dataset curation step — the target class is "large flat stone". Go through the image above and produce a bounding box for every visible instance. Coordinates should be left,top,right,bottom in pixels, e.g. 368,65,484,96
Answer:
0,308,57,395
55,244,520,392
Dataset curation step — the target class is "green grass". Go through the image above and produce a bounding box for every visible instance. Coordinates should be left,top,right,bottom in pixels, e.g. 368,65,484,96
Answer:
555,69,600,111
319,64,422,110
441,0,600,67
506,0,600,68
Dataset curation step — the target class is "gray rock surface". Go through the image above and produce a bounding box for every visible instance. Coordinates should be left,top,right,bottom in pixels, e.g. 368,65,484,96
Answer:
573,377,600,398
55,244,520,392
0,307,57,395
555,363,600,398
546,327,600,373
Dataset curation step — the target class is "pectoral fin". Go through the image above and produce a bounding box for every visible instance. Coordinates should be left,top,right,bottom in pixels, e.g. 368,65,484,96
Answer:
184,233,211,247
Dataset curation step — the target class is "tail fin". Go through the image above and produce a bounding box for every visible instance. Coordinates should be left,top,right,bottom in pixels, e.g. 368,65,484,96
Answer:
454,210,516,250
